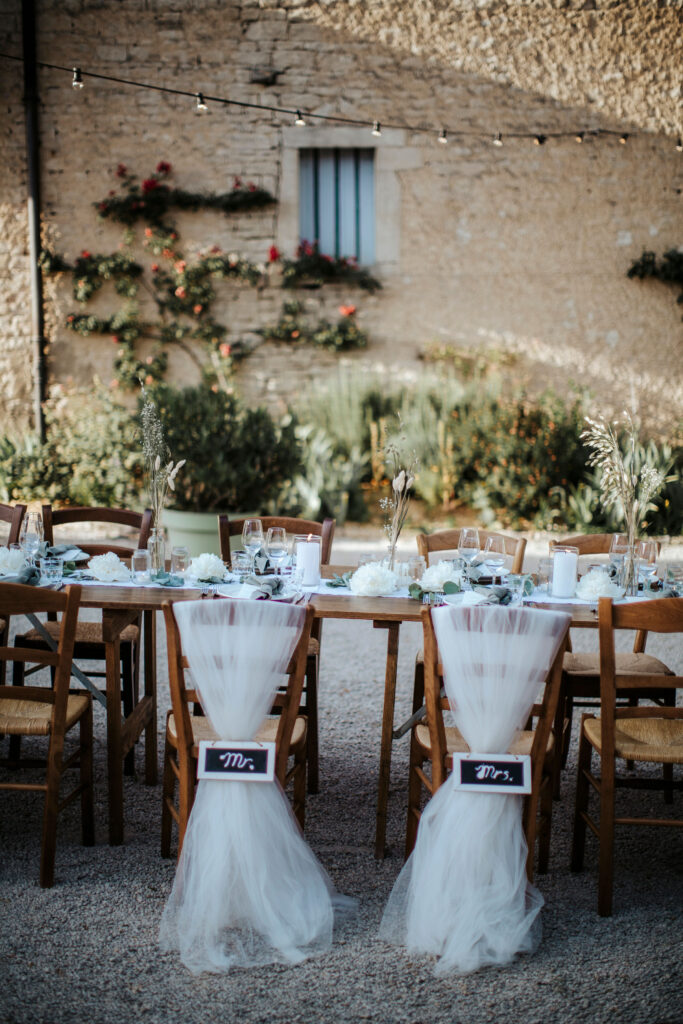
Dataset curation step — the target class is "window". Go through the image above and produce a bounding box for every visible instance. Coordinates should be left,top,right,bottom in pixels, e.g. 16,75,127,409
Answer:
299,148,375,264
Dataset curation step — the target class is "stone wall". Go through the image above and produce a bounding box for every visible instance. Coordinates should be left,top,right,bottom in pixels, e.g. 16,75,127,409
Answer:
1,0,681,434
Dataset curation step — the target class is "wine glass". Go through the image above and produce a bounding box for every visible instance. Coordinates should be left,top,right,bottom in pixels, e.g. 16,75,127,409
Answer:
20,510,44,566
483,535,506,577
242,519,264,571
458,528,480,588
266,527,288,576
636,539,658,592
608,533,630,576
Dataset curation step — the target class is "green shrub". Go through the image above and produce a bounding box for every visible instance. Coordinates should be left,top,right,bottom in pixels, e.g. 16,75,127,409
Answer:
150,383,303,512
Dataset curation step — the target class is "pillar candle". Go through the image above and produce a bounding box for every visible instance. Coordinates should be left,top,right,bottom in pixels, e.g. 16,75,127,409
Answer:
296,536,321,586
551,548,578,598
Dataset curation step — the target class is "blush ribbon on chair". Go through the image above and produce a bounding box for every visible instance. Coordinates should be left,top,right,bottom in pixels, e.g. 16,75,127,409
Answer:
158,599,345,973
380,604,570,975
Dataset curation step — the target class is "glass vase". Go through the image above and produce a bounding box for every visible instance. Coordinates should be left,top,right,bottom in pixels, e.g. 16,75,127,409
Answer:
619,545,639,597
148,527,166,578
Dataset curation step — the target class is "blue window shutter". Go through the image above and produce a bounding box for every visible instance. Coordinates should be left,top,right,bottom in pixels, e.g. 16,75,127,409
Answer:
357,150,375,265
298,148,375,263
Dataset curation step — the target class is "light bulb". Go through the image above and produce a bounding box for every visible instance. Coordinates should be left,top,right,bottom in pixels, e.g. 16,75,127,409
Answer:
492,132,503,147
72,67,84,89
294,110,306,126
372,120,382,137
438,128,448,144
196,92,209,113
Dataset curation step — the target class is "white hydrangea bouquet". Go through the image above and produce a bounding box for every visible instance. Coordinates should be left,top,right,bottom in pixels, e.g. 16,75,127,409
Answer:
349,562,398,597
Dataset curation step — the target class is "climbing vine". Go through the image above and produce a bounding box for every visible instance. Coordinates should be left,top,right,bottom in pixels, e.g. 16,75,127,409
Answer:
628,248,683,318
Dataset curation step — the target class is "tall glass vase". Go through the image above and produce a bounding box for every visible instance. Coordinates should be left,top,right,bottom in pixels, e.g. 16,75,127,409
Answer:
148,526,166,578
620,545,639,597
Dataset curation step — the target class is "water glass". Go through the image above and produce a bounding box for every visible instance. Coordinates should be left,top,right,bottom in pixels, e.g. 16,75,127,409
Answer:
536,557,553,593
242,519,263,569
231,550,252,581
506,574,527,605
170,546,190,578
636,539,658,591
20,510,43,566
408,555,427,582
266,527,288,576
665,563,683,596
483,536,506,576
132,549,151,583
39,556,63,586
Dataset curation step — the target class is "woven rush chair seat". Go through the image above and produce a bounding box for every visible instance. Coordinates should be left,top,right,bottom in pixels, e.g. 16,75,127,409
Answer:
167,712,307,751
414,723,554,760
0,691,90,735
583,716,683,763
563,651,669,677
20,620,139,646
307,637,319,657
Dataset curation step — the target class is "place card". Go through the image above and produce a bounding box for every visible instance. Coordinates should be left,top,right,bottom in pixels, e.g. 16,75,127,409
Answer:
197,740,275,782
450,752,531,795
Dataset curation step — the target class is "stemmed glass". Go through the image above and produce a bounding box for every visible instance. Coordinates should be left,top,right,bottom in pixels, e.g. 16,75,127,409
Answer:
609,533,630,575
242,519,263,573
636,539,658,592
20,511,44,566
483,536,506,578
266,527,288,577
458,528,480,588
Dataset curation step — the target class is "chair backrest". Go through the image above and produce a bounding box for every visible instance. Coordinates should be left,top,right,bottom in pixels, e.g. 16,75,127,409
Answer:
0,503,27,547
597,597,683,737
0,582,82,727
550,533,662,557
42,505,153,558
218,515,335,567
163,599,315,788
417,528,526,573
421,604,569,793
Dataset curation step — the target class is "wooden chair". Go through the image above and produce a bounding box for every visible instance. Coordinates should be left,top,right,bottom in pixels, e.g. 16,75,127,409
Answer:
417,528,526,573
549,534,669,792
218,514,335,794
160,600,315,860
406,605,569,880
411,528,527,728
571,596,683,916
13,506,152,774
0,503,26,686
0,582,94,887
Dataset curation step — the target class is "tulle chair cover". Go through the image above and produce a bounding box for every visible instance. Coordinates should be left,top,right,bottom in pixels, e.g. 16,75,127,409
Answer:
159,599,335,973
380,605,570,975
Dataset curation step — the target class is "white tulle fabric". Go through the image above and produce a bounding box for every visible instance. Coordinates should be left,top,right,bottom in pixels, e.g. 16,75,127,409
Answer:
380,605,570,975
159,599,336,974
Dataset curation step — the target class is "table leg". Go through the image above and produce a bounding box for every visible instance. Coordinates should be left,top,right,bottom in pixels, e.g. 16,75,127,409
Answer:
105,632,124,846
373,620,400,859
143,609,157,785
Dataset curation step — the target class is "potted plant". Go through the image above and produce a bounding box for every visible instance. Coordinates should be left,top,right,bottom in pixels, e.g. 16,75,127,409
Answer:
148,383,303,555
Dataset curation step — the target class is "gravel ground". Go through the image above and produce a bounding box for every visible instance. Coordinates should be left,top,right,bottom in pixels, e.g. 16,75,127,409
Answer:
1,531,682,1024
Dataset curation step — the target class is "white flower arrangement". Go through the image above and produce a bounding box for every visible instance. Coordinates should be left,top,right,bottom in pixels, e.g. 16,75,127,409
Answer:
349,562,398,597
419,561,463,593
0,547,27,576
88,552,131,582
189,552,226,582
575,567,625,601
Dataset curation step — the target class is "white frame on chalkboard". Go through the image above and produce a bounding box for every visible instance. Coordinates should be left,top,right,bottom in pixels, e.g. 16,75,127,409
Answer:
197,741,276,782
450,752,532,795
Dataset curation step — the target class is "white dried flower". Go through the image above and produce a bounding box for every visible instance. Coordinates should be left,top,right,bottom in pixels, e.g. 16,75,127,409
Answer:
575,568,625,601
349,562,398,597
393,470,406,493
0,547,27,576
420,561,463,593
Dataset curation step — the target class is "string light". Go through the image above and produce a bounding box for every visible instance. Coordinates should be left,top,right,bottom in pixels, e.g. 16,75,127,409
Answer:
676,137,682,152
0,53,661,151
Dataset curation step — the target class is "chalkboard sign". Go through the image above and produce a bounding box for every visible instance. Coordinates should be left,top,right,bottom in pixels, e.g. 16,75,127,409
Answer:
451,753,531,795
197,741,275,782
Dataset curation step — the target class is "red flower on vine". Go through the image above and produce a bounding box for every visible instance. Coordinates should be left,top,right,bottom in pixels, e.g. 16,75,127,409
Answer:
268,245,281,262
151,263,159,272
116,163,127,178
247,182,256,192
67,315,74,322
193,304,202,314
219,343,231,357
175,286,187,299
339,305,356,317
233,176,242,190
80,250,91,259
144,227,153,238
156,161,172,175
142,178,159,193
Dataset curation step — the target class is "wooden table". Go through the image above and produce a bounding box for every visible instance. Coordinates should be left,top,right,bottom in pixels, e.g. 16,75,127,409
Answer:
72,576,598,854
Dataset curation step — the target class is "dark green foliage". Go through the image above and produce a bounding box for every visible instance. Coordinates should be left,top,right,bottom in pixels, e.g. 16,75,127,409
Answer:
150,384,303,512
281,241,381,293
628,248,683,314
263,300,368,351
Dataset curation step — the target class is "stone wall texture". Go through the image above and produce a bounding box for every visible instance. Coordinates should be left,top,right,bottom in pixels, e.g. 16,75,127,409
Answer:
1,0,682,432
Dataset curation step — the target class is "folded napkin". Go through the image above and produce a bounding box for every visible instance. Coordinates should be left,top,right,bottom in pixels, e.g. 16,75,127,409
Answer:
0,566,40,586
87,552,131,583
244,574,285,599
36,543,87,562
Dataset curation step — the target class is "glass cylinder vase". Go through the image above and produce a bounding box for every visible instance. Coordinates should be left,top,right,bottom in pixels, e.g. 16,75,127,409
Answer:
148,526,166,578
619,545,639,597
